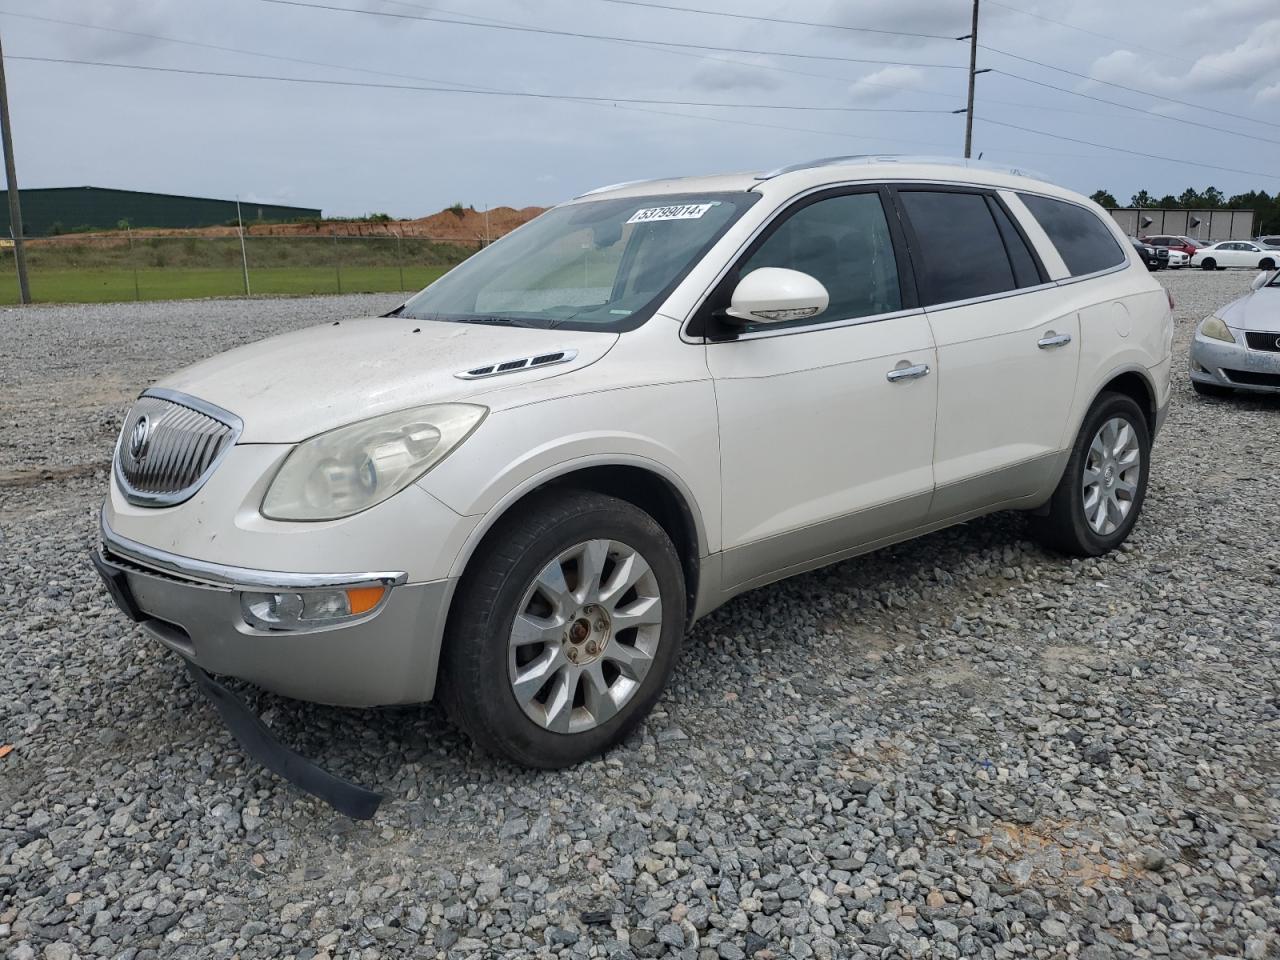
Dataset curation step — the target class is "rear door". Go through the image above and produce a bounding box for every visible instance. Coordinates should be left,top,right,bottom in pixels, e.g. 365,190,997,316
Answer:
891,186,1082,521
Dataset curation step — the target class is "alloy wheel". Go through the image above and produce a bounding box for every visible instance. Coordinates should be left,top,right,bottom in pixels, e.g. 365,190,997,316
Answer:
1081,416,1142,536
507,539,663,734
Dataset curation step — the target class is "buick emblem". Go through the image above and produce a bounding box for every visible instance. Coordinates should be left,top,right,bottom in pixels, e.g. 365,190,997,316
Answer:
129,416,151,461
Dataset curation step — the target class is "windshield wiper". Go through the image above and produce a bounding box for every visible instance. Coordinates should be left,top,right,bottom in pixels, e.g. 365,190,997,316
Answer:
451,315,541,328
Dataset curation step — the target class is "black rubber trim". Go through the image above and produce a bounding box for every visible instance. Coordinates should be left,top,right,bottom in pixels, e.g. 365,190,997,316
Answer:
92,550,146,622
182,660,383,820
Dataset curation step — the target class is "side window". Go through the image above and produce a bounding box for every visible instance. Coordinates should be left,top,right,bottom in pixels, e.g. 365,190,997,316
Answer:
736,192,903,329
1017,193,1127,276
988,198,1044,288
897,190,1017,305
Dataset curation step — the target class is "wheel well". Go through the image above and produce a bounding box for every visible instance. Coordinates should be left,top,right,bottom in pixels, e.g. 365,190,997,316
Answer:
462,465,701,625
1100,371,1156,432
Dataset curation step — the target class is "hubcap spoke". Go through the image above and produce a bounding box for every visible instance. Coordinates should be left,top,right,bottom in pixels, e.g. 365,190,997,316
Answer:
575,539,612,604
603,640,655,682
511,646,565,706
597,549,651,610
541,667,579,733
534,562,576,615
581,663,619,725
611,594,663,633
510,612,565,648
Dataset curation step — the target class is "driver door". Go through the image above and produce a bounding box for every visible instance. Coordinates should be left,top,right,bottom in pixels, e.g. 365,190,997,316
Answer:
703,187,938,592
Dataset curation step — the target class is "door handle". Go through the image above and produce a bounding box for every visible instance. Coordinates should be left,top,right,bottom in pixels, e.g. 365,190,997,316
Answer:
1038,332,1072,349
886,363,930,383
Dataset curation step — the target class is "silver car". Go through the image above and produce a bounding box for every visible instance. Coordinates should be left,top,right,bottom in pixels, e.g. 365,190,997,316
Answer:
1191,270,1280,396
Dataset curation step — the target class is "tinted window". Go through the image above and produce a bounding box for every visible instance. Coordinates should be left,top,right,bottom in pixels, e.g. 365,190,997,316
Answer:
1018,193,1127,276
737,192,902,329
989,198,1043,288
898,190,1016,305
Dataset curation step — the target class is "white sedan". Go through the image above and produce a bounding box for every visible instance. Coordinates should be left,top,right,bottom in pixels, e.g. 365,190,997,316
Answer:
1165,249,1189,269
1191,241,1280,271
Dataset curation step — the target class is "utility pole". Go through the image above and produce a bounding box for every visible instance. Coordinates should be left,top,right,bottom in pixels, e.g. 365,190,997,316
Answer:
0,30,31,304
959,0,989,160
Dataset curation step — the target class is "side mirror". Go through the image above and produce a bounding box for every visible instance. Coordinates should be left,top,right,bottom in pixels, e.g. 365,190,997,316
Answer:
724,267,829,324
1251,271,1271,291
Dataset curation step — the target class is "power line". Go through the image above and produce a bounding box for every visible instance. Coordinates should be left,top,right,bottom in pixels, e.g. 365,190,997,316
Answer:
259,0,969,70
980,44,1280,130
983,0,1257,88
992,68,1280,146
582,0,954,42
8,55,959,114
977,116,1279,180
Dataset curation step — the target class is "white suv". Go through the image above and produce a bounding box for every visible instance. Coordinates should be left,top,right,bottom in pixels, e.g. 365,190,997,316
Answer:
97,157,1173,770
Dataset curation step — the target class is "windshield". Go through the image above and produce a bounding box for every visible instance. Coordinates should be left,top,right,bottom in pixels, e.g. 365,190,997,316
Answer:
398,192,757,332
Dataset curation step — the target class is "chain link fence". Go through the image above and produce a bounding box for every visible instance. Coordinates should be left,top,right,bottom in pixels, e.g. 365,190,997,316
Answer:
0,232,480,305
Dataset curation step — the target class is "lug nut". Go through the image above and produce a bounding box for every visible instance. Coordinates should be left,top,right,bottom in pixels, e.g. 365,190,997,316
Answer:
595,619,607,631
586,641,599,655
567,647,579,662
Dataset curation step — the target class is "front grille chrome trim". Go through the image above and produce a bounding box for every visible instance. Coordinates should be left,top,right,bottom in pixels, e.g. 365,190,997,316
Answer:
113,388,243,507
100,512,409,591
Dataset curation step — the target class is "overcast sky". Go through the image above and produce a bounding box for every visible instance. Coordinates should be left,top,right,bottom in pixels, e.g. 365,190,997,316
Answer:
4,0,1278,216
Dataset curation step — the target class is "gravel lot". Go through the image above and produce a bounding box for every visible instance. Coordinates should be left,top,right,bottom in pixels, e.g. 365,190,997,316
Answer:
2,272,1278,960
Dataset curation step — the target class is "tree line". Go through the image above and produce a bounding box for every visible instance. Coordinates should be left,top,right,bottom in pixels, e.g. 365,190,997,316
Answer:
1089,186,1279,235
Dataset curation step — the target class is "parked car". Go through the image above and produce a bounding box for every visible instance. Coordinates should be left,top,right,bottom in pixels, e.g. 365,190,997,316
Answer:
1143,234,1197,258
94,158,1173,774
1164,249,1189,269
1191,241,1279,271
1190,270,1280,396
1129,237,1167,270
1255,236,1280,249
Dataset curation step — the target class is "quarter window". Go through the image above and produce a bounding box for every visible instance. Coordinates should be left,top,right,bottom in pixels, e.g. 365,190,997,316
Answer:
897,190,1018,305
1017,193,1127,277
736,192,903,329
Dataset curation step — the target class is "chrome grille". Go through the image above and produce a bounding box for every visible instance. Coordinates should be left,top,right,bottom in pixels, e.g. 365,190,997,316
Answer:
114,389,242,507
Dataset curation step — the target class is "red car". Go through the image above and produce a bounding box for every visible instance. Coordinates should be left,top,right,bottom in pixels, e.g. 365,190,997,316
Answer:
1142,234,1198,257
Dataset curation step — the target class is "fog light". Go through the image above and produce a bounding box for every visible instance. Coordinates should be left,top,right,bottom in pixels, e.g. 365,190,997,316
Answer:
241,585,387,630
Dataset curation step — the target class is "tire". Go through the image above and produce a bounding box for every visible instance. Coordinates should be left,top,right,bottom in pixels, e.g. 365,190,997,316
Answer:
1201,258,1216,270
1192,380,1232,398
439,489,686,768
1030,392,1151,557
1260,258,1276,270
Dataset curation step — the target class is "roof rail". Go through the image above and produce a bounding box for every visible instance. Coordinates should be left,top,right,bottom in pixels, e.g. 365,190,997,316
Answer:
755,155,1051,183
574,178,665,199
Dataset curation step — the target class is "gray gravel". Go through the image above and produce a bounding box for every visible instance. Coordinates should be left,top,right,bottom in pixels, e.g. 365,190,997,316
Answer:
2,274,1278,960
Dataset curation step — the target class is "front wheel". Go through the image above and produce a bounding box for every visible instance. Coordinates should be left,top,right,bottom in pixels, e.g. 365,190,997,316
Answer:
1030,393,1151,557
1201,258,1216,270
440,490,686,768
1260,258,1276,270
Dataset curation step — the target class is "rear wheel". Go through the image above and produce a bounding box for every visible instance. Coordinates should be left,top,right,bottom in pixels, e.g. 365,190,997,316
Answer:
1260,258,1276,270
1201,258,1217,270
1030,393,1151,557
440,490,686,768
1193,380,1232,398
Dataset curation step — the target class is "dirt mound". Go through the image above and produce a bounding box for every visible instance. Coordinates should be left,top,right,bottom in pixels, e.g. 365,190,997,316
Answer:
39,205,549,244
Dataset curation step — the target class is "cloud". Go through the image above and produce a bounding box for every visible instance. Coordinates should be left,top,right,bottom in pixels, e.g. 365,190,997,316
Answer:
848,66,926,104
1257,82,1280,104
689,57,784,93
1186,18,1280,90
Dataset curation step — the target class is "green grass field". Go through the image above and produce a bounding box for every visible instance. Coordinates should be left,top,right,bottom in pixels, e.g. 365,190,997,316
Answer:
0,265,454,305
0,234,471,305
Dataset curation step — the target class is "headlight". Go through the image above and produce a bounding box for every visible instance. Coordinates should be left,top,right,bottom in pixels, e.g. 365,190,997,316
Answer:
1199,316,1235,343
262,403,486,521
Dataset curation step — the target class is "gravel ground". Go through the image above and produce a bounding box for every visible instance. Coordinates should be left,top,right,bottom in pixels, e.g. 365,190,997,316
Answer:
1,273,1277,960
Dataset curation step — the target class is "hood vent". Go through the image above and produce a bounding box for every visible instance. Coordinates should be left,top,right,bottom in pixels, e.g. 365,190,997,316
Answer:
457,348,579,380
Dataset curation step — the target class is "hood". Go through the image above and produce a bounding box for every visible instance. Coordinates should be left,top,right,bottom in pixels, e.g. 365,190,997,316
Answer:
1221,287,1280,333
159,317,618,442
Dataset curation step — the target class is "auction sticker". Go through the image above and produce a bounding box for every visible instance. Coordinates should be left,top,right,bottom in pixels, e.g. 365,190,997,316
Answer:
626,202,718,224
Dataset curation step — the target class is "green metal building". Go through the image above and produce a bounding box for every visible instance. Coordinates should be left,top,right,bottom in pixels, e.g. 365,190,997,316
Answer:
0,186,321,236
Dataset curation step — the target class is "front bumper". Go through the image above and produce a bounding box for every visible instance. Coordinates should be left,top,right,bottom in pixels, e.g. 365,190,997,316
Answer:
96,516,453,706
1189,334,1280,394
